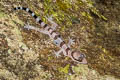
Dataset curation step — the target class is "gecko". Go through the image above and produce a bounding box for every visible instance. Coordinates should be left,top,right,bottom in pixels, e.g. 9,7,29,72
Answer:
14,7,87,64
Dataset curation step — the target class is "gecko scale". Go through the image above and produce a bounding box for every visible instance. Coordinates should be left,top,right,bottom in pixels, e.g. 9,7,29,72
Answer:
14,7,87,64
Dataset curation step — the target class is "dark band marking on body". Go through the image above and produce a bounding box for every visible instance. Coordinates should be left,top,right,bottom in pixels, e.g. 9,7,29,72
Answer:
48,28,52,31
43,24,47,28
54,34,61,40
60,41,65,48
50,31,56,35
66,48,70,55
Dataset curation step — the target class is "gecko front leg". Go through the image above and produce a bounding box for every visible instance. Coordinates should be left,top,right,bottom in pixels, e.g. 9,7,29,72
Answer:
68,37,75,48
53,49,63,57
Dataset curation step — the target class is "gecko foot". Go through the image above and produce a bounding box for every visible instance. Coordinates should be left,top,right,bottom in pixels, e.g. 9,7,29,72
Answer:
68,37,75,48
24,23,31,30
53,50,62,58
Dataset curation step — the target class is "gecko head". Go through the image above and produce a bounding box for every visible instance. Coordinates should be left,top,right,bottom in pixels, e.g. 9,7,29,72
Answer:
71,51,87,64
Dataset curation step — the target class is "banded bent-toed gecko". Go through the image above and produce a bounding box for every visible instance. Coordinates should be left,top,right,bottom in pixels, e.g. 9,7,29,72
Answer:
14,7,87,64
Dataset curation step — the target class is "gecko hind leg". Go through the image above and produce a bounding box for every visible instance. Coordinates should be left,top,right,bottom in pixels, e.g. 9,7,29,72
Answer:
24,23,49,35
45,15,58,30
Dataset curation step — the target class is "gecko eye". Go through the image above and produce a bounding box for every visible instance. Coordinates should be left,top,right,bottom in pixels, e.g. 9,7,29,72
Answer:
77,53,86,61
71,51,87,64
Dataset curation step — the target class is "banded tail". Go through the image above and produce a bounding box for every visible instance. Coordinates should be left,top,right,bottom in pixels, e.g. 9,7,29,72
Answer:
14,7,48,28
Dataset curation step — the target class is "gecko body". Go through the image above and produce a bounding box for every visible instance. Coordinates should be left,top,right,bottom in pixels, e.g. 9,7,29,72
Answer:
14,7,87,64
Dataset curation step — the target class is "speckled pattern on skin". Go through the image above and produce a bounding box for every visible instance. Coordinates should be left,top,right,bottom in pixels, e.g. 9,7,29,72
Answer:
14,7,87,64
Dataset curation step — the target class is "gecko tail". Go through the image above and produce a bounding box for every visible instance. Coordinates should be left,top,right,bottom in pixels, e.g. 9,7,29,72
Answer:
13,7,45,27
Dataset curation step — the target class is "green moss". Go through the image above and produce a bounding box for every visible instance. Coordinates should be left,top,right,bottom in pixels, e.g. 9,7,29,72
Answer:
58,64,70,74
0,12,5,18
90,8,108,21
81,11,93,20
